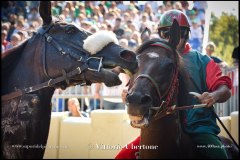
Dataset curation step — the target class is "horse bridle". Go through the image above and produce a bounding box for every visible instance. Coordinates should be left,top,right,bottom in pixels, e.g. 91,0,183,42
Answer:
2,23,103,101
127,41,179,120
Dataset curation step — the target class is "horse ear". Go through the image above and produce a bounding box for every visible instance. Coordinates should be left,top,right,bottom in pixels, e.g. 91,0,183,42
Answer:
169,19,180,49
141,27,151,42
39,1,52,25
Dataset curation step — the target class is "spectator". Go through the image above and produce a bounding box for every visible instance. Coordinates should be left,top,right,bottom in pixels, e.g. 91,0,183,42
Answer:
17,30,28,41
113,17,123,32
5,33,21,50
189,19,203,52
131,31,142,46
1,30,10,52
27,7,40,23
84,85,101,112
143,3,155,22
6,20,17,42
67,98,88,117
119,38,129,48
89,25,99,34
94,72,129,110
174,1,183,11
164,1,173,11
205,41,228,68
81,20,92,31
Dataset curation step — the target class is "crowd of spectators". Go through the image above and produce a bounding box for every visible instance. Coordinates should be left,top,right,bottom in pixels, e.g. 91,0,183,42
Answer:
1,1,207,53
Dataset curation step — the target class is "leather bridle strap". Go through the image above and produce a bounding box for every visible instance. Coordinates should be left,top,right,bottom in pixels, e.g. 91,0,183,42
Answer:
133,74,162,104
2,67,84,101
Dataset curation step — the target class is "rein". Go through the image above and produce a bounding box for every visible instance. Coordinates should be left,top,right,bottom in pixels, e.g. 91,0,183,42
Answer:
2,67,82,101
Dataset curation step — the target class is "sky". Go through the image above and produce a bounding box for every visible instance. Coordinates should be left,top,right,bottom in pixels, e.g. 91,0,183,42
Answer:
207,1,239,19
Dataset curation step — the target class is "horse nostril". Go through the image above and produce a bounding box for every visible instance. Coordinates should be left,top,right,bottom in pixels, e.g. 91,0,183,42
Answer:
120,50,136,62
141,94,152,105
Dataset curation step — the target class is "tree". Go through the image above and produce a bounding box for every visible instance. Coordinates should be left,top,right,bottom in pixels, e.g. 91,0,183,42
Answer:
209,12,239,66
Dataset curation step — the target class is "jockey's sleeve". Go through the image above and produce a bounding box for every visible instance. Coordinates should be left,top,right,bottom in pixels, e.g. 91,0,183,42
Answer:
115,136,141,159
206,60,232,91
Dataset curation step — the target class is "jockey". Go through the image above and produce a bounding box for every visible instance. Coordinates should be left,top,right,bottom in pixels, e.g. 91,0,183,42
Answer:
116,9,232,159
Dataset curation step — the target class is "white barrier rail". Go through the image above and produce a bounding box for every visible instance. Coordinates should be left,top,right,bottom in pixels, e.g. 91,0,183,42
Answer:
51,67,239,117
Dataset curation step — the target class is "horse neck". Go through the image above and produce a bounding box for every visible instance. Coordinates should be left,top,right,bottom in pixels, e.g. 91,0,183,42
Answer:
140,111,183,157
3,37,52,96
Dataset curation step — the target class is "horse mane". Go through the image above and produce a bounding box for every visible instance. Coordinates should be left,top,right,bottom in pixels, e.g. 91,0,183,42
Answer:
136,38,174,55
177,58,191,107
170,48,191,107
1,40,29,75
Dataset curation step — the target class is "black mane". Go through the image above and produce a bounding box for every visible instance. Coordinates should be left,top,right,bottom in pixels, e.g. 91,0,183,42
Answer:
136,38,174,55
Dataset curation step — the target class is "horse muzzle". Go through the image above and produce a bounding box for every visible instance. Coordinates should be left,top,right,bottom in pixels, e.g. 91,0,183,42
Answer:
95,43,138,76
129,115,149,128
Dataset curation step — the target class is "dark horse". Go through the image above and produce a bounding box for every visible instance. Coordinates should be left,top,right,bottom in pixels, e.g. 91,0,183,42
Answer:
1,2,137,159
126,20,239,158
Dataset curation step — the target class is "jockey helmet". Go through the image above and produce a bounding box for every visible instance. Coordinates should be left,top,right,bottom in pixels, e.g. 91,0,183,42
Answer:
158,10,190,40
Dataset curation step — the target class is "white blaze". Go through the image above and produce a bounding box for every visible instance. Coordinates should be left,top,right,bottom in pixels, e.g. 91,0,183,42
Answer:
147,52,159,58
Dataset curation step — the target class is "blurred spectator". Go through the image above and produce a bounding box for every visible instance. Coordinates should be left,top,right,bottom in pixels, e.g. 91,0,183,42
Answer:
98,2,108,16
17,31,28,41
62,8,72,23
164,1,174,11
27,7,40,23
81,20,92,31
51,1,62,16
85,1,94,18
131,31,142,46
114,28,125,39
122,12,131,24
123,28,132,40
90,25,99,34
113,17,123,32
119,38,129,48
94,73,129,110
189,19,203,52
143,3,155,21
116,1,128,13
92,5,104,22
205,42,228,68
2,30,10,52
146,1,159,13
6,20,17,41
193,1,207,25
67,98,88,117
5,33,21,50
174,1,183,11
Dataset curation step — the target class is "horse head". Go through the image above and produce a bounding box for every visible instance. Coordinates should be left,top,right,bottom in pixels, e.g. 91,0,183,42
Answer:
38,2,137,88
126,19,183,128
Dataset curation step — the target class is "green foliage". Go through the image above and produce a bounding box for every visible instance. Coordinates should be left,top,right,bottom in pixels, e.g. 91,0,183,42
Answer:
209,12,239,66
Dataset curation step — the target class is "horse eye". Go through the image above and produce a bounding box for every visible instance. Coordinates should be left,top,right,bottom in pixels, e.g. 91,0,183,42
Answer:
65,26,76,34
